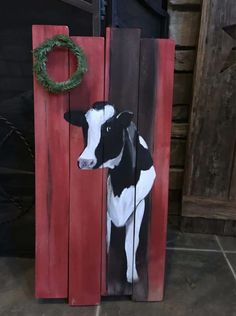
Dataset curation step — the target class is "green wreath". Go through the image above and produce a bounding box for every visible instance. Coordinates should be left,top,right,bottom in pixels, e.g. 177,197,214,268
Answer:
33,34,87,94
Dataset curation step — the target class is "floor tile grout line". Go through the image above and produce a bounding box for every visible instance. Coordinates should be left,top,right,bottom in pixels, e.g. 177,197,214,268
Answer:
166,247,221,253
224,250,236,254
166,246,236,254
215,235,236,281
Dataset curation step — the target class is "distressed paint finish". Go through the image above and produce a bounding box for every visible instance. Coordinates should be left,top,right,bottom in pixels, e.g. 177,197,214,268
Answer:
132,38,156,301
33,26,174,304
32,25,70,298
105,28,175,301
68,37,105,305
148,40,175,301
106,28,141,296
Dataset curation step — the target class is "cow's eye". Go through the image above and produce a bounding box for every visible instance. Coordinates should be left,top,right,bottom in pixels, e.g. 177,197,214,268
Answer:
106,126,111,132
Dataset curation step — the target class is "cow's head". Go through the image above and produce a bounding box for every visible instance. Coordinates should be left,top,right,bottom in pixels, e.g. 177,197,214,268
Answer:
64,101,133,169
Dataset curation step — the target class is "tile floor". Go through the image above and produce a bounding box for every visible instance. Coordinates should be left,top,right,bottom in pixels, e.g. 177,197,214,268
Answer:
0,230,236,316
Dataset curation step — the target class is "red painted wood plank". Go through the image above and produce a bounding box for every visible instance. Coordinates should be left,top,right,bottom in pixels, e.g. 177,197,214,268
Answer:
100,27,112,297
68,37,105,305
32,25,70,298
148,39,175,301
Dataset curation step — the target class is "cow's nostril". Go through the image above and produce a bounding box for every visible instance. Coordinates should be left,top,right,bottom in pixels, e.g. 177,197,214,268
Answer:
78,159,95,169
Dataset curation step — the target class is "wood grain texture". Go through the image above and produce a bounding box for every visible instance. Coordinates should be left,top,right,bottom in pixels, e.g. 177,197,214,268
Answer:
169,9,200,46
229,151,236,200
173,73,193,104
182,196,236,220
169,168,184,190
175,50,196,71
148,39,175,301
170,139,186,167
68,37,104,306
171,123,188,138
107,28,141,296
172,105,189,122
108,28,141,125
183,0,236,220
132,38,156,301
169,190,182,215
32,25,70,298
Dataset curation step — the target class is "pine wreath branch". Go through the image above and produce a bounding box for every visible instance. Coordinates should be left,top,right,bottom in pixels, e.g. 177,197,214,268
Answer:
33,34,87,93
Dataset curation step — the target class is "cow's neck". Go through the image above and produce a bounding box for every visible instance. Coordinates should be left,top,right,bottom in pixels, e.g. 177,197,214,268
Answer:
108,123,138,197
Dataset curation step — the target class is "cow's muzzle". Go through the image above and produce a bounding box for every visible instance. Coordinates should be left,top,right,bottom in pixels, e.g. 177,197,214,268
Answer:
78,158,96,169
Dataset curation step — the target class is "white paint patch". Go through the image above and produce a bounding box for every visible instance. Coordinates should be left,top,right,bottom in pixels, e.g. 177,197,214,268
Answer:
79,105,115,164
107,176,135,227
107,166,156,228
139,135,148,149
107,165,156,283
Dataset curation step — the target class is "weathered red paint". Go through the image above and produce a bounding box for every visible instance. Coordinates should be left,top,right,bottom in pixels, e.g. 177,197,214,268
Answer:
100,27,112,297
68,37,105,305
148,39,175,301
32,25,70,298
33,25,174,304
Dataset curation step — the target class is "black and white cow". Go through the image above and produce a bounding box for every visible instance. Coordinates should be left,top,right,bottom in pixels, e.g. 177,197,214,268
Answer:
64,101,156,283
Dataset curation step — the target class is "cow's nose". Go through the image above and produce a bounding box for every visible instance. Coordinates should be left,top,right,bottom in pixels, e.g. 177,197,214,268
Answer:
78,158,96,169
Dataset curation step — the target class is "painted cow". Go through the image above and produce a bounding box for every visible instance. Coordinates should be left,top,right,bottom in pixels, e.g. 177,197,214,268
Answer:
64,101,156,283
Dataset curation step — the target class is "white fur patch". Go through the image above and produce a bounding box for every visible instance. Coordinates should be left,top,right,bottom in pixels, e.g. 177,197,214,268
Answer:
139,136,148,149
107,165,156,227
79,105,115,162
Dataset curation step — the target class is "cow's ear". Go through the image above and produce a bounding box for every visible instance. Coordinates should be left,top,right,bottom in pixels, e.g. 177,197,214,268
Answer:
116,111,133,127
64,110,86,127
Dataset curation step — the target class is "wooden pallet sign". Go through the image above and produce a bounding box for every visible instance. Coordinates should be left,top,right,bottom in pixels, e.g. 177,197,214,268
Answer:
33,25,174,305
105,28,175,301
32,25,70,298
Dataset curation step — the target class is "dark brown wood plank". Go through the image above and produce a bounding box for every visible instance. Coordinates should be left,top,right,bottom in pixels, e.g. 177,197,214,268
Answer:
183,0,236,216
172,105,189,122
168,9,201,46
229,147,236,200
182,196,236,220
132,38,156,301
170,139,186,167
169,190,182,215
107,27,141,296
173,73,193,104
175,50,196,71
170,168,184,190
171,123,188,138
